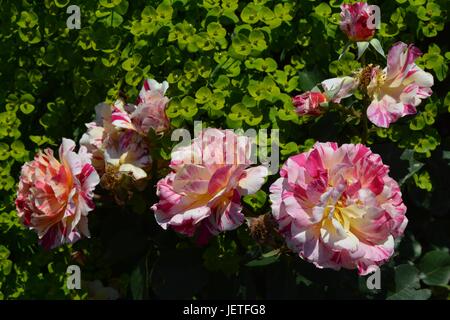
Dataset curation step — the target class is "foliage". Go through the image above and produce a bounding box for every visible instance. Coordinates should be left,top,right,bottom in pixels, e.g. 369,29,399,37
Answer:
0,0,449,300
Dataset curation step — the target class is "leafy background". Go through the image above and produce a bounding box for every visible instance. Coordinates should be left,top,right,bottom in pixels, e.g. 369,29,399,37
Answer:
0,0,449,300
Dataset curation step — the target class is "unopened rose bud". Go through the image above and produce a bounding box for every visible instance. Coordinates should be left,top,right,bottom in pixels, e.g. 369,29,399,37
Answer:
292,92,327,116
340,2,377,42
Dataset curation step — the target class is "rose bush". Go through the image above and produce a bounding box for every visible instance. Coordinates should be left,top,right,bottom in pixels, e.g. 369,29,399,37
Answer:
0,0,449,300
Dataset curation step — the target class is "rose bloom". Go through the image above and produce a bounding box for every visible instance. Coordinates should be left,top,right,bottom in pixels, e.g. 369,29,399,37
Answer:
270,142,407,275
111,79,170,135
340,2,376,42
80,100,151,181
293,77,358,116
151,128,268,239
366,42,434,128
292,92,327,116
15,139,100,249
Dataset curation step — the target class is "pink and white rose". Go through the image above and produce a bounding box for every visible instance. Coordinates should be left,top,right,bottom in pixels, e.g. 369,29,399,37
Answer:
366,42,434,128
80,79,170,182
16,139,100,249
270,142,407,275
293,77,358,116
80,100,152,181
293,92,327,116
111,79,170,135
151,128,268,239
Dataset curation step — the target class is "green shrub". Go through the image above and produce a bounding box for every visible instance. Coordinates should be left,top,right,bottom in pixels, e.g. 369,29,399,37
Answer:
0,0,449,300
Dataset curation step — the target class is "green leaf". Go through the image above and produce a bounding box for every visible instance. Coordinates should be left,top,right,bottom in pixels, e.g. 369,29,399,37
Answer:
229,103,249,121
246,250,280,267
242,95,256,108
180,96,198,118
130,265,144,300
213,75,230,89
232,33,251,56
314,3,331,17
18,27,41,44
115,0,129,15
417,3,440,21
387,264,431,300
258,6,276,26
286,76,299,92
274,3,292,22
243,190,267,211
247,80,268,101
413,171,432,191
241,3,260,24
54,0,70,8
207,22,226,39
433,62,448,82
125,68,144,86
281,141,299,155
121,54,142,71
357,41,370,60
156,1,173,22
17,11,39,29
11,140,25,151
444,92,450,112
222,0,239,11
166,98,181,118
400,149,424,185
0,245,10,260
29,135,52,146
298,70,322,91
195,86,212,104
409,0,426,6
99,0,122,9
98,11,124,28
1,260,12,276
0,143,9,161
202,91,224,111
370,39,386,58
249,30,267,51
254,57,277,72
419,250,450,287
245,110,263,125
410,113,426,131
20,103,35,114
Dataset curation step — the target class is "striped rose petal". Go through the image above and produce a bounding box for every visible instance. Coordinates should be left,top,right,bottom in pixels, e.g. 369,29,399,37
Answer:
151,128,269,239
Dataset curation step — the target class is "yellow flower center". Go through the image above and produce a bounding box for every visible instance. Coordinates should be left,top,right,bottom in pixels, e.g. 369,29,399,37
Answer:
322,201,350,231
321,195,365,233
358,64,386,98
